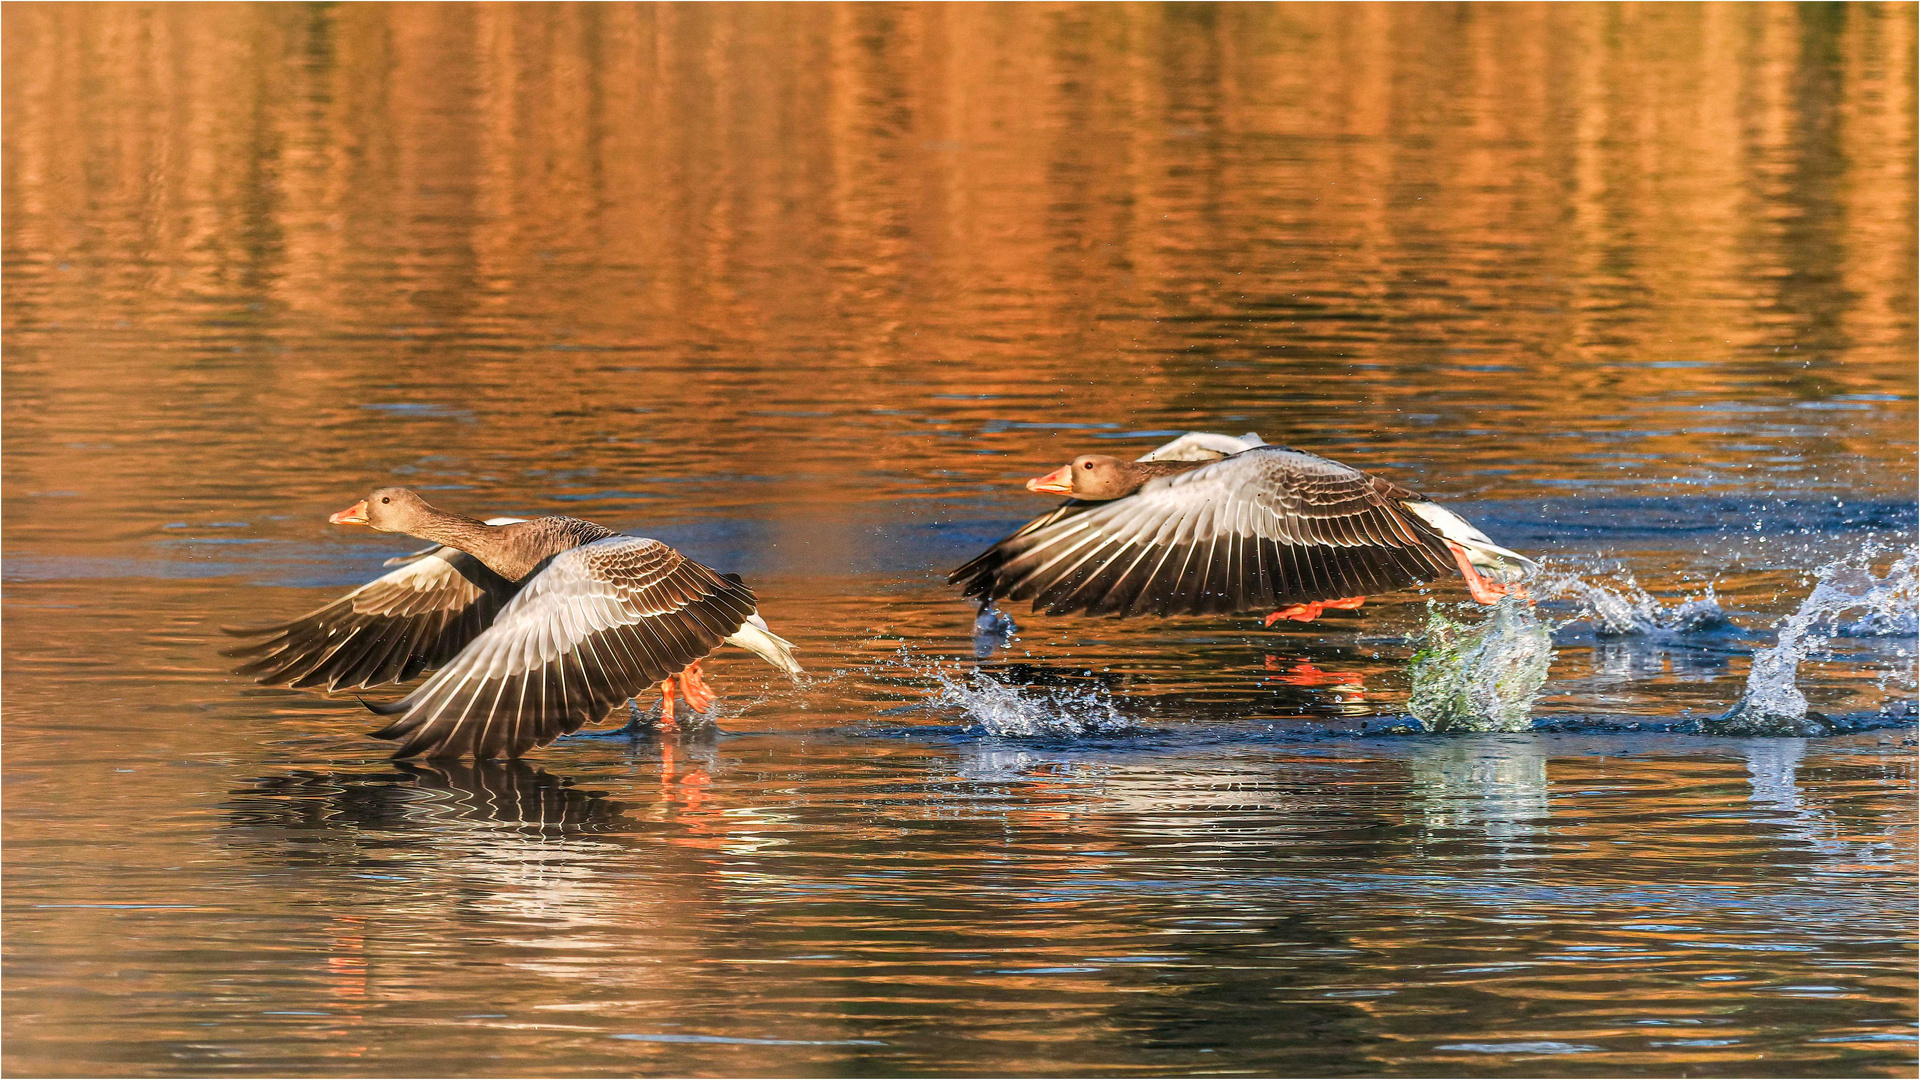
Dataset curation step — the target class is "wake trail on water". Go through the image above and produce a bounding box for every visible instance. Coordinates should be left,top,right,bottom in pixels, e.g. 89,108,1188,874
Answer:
867,537,1916,740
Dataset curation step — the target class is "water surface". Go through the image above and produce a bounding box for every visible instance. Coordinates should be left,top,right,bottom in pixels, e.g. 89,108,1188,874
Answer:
4,4,1916,1076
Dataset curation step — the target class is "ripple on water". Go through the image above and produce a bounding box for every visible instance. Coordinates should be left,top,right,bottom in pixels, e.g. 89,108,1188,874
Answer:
4,3,1918,1075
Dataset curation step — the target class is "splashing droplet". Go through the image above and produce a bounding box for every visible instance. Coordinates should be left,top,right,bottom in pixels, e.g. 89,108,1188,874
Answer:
920,656,1140,738
1540,569,1729,638
1708,544,1918,736
1407,598,1555,732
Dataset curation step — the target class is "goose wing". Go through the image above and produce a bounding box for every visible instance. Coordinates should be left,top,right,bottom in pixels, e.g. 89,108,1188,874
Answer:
949,446,1457,617
368,536,758,760
223,518,527,691
222,549,514,691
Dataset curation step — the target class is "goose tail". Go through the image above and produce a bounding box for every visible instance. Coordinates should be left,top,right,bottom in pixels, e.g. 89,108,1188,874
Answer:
1402,501,1539,582
725,614,804,679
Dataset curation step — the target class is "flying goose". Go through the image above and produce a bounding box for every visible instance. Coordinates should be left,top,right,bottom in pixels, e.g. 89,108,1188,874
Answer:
950,439,1535,623
225,488,801,759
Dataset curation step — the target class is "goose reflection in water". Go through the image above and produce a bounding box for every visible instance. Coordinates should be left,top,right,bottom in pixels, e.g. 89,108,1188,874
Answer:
1262,655,1371,711
225,760,648,841
217,758,789,1020
223,741,772,866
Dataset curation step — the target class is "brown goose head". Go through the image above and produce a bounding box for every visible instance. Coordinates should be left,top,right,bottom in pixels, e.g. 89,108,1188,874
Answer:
1026,455,1152,501
329,487,443,533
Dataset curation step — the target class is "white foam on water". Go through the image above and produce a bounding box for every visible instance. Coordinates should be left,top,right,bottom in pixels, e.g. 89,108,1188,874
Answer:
1406,597,1555,733
930,666,1141,738
1716,543,1918,733
892,646,1142,738
1540,567,1730,638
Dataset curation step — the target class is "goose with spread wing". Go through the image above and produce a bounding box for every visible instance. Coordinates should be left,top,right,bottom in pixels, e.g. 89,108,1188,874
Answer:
949,439,1536,624
224,488,802,759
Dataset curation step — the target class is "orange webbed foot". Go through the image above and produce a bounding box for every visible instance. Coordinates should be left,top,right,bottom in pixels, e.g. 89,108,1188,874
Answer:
677,660,717,713
1265,603,1325,625
1446,542,1527,605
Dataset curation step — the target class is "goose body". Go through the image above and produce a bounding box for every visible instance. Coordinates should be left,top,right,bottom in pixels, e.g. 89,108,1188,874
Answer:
949,438,1535,621
225,489,800,759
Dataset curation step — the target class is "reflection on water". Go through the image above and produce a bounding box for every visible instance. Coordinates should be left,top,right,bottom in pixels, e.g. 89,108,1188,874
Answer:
1744,740,1832,853
229,762,648,840
1407,738,1550,849
4,3,1916,1076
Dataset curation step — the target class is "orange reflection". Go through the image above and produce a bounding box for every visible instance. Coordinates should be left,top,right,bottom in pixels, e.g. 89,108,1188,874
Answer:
1264,658,1366,689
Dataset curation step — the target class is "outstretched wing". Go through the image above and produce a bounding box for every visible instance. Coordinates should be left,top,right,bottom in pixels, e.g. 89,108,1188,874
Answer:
222,550,513,691
948,447,1457,617
223,518,526,691
369,536,759,760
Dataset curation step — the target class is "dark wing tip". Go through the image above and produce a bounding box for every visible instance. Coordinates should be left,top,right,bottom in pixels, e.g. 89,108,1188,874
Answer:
947,552,1000,593
370,715,421,744
218,622,292,638
949,502,1094,594
359,695,410,716
384,738,447,761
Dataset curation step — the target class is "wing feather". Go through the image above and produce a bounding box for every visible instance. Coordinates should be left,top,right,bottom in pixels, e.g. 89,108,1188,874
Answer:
947,446,1460,618
223,549,511,691
370,536,758,759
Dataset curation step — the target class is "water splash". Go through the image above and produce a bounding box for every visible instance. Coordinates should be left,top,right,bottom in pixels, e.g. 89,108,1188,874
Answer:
1543,569,1730,638
1407,597,1555,733
971,604,1019,659
1710,544,1918,736
920,656,1141,738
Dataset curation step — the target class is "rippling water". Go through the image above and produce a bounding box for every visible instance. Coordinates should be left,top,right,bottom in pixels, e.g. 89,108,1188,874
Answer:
4,4,1916,1076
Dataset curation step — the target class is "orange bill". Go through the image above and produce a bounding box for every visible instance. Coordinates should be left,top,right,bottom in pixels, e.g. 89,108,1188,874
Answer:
1025,465,1073,495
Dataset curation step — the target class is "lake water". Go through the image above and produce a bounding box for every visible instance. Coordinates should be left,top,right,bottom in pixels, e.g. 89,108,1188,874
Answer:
4,4,1916,1076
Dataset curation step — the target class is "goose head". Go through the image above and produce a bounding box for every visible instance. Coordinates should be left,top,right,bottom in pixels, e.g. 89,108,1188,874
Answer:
1025,455,1148,501
329,487,442,533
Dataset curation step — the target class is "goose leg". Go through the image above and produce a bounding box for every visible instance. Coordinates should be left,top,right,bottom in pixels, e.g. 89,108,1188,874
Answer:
1446,542,1528,604
657,678,677,728
677,660,717,713
1264,596,1365,626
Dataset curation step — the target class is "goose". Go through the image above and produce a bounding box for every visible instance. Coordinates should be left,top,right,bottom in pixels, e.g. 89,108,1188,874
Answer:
224,488,801,759
949,437,1536,623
